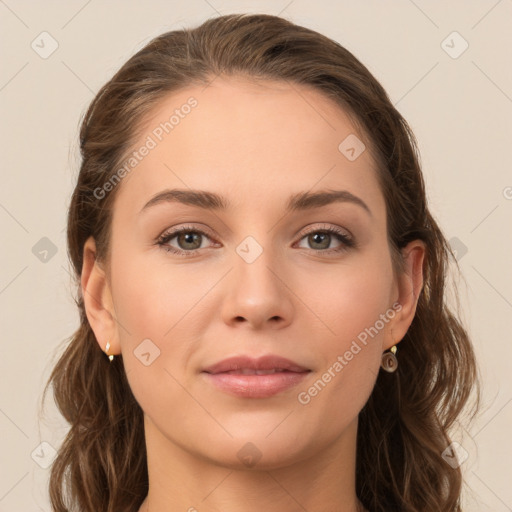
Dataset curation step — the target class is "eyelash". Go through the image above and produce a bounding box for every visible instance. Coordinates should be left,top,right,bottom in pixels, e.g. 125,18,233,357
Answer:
156,224,356,257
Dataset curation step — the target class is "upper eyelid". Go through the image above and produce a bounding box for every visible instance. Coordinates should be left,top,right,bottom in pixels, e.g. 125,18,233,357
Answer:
160,224,216,241
160,223,351,236
300,223,352,237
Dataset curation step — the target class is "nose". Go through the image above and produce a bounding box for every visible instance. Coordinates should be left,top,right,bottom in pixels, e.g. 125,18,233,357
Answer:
220,244,294,330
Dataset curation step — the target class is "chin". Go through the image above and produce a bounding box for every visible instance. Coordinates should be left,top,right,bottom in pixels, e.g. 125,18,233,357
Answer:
194,431,316,471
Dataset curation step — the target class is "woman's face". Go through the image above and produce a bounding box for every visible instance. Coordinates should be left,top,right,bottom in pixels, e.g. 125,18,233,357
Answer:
84,76,423,469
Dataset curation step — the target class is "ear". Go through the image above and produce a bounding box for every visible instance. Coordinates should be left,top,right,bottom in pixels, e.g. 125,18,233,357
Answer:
384,239,426,350
81,236,120,356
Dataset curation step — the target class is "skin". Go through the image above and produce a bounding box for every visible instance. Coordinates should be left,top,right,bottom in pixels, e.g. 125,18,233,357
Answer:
81,76,425,512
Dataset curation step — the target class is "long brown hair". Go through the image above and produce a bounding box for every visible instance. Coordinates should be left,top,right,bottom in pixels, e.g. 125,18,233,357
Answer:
42,13,480,511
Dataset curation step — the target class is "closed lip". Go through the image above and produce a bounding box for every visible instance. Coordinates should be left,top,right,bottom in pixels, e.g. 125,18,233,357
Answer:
202,355,311,374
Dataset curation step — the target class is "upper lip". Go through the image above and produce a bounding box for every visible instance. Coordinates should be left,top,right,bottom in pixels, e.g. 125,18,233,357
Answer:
202,355,310,374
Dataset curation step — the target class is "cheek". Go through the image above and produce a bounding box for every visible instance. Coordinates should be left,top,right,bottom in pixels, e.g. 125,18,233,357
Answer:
291,261,394,447
294,266,393,423
110,246,207,337
300,253,394,407
109,248,218,386
299,256,394,350
109,253,198,427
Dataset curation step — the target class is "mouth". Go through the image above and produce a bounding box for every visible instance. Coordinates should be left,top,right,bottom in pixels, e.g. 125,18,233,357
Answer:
220,368,298,375
201,355,311,398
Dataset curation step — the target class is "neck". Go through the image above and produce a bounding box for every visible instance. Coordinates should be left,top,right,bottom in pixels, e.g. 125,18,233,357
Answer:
139,415,366,512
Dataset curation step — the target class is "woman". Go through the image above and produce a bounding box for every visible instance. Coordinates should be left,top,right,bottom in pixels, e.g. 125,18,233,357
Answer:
42,13,480,512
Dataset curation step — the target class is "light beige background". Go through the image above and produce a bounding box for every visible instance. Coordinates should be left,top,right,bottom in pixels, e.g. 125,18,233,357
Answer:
1,1,511,510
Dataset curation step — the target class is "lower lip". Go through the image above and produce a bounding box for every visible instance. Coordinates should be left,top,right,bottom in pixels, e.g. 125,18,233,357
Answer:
202,371,310,398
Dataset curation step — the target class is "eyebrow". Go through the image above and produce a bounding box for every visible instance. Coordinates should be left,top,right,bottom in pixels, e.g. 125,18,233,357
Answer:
139,188,372,217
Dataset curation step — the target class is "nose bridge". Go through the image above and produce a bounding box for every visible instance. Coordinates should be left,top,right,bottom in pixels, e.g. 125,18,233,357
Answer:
221,231,294,328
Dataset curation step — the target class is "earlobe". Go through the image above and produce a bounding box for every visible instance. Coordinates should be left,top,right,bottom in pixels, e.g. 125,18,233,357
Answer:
387,240,426,348
81,236,120,356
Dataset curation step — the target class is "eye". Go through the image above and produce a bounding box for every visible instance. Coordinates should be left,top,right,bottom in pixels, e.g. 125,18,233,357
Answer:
156,223,356,257
295,224,355,255
156,225,217,257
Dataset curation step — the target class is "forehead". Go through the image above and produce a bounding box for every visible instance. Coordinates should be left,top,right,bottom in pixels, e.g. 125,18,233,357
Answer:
111,76,385,219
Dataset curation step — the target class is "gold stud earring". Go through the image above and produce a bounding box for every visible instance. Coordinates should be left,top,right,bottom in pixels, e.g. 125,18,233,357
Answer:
105,341,114,362
381,345,397,372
